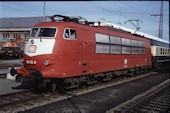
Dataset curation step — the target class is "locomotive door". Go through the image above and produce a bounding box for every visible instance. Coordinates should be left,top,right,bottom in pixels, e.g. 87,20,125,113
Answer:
81,42,90,73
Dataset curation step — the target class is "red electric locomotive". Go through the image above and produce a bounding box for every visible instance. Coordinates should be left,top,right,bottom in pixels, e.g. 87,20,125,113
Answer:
10,15,152,90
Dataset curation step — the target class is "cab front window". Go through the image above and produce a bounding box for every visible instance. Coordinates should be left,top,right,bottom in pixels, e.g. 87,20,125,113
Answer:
30,28,38,37
29,27,57,38
38,28,56,37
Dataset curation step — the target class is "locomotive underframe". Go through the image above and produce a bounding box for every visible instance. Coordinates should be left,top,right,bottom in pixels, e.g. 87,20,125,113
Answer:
13,65,151,91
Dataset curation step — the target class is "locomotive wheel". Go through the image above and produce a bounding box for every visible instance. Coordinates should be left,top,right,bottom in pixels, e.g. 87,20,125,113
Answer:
64,78,80,89
86,75,97,85
134,68,141,74
34,79,52,92
15,74,23,82
102,72,112,82
127,69,135,76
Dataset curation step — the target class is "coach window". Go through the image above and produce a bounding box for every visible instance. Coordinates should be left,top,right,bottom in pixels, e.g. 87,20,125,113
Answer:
64,28,77,39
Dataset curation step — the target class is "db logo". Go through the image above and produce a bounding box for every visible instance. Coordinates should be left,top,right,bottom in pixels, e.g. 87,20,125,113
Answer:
28,45,37,53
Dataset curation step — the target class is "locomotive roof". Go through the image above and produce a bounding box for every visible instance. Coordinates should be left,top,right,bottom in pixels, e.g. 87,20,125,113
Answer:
36,21,169,46
95,22,169,45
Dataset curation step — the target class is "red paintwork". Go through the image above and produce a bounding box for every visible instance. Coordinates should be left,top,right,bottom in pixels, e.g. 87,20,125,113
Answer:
17,22,152,78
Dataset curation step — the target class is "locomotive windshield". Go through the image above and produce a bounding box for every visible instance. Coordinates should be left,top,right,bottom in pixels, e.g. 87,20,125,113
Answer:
30,28,38,37
29,27,57,38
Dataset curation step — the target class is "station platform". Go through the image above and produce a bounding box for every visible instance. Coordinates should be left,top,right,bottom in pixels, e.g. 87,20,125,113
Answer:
0,68,9,75
0,79,25,95
0,59,23,67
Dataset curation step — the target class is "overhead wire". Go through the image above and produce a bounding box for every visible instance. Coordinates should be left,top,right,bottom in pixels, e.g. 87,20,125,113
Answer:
84,1,128,19
0,1,168,38
84,1,169,37
116,1,158,33
0,4,40,16
11,2,43,15
117,1,168,37
24,2,69,16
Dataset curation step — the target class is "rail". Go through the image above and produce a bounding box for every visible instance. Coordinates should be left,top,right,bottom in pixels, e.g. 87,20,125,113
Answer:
106,79,170,113
0,91,39,109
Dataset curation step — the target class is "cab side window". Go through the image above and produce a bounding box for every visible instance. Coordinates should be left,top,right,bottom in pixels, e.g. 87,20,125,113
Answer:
64,28,77,39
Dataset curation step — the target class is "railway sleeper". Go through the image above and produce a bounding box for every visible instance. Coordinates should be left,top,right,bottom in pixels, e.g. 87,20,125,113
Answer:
147,103,169,109
137,108,158,113
141,105,167,112
150,101,170,106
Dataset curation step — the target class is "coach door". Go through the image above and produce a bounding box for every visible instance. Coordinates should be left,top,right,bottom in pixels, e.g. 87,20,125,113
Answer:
81,41,90,74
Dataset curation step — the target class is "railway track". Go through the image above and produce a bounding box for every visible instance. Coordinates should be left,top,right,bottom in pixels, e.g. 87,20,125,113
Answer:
0,91,40,109
0,74,6,79
0,71,159,113
106,79,170,113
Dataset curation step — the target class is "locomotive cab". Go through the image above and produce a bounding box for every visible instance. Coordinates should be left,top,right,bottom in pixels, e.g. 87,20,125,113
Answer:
10,26,58,80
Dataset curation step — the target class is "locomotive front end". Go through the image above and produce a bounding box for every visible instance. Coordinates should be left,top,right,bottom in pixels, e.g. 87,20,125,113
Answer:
10,26,57,83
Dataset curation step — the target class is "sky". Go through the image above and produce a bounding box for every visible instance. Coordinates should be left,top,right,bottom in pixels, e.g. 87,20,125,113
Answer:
0,1,169,41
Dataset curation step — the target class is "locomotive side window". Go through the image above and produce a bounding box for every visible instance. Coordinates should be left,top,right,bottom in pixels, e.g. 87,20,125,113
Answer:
138,41,145,47
122,47,131,54
111,45,121,54
96,44,110,54
110,36,121,45
65,29,70,38
95,33,110,54
70,29,76,39
139,48,145,54
64,28,77,39
121,38,131,54
95,33,146,55
131,47,139,54
122,38,131,46
95,33,110,43
131,40,139,46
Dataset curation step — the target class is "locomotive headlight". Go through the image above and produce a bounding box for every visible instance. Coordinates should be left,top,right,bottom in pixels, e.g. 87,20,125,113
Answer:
44,60,49,66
